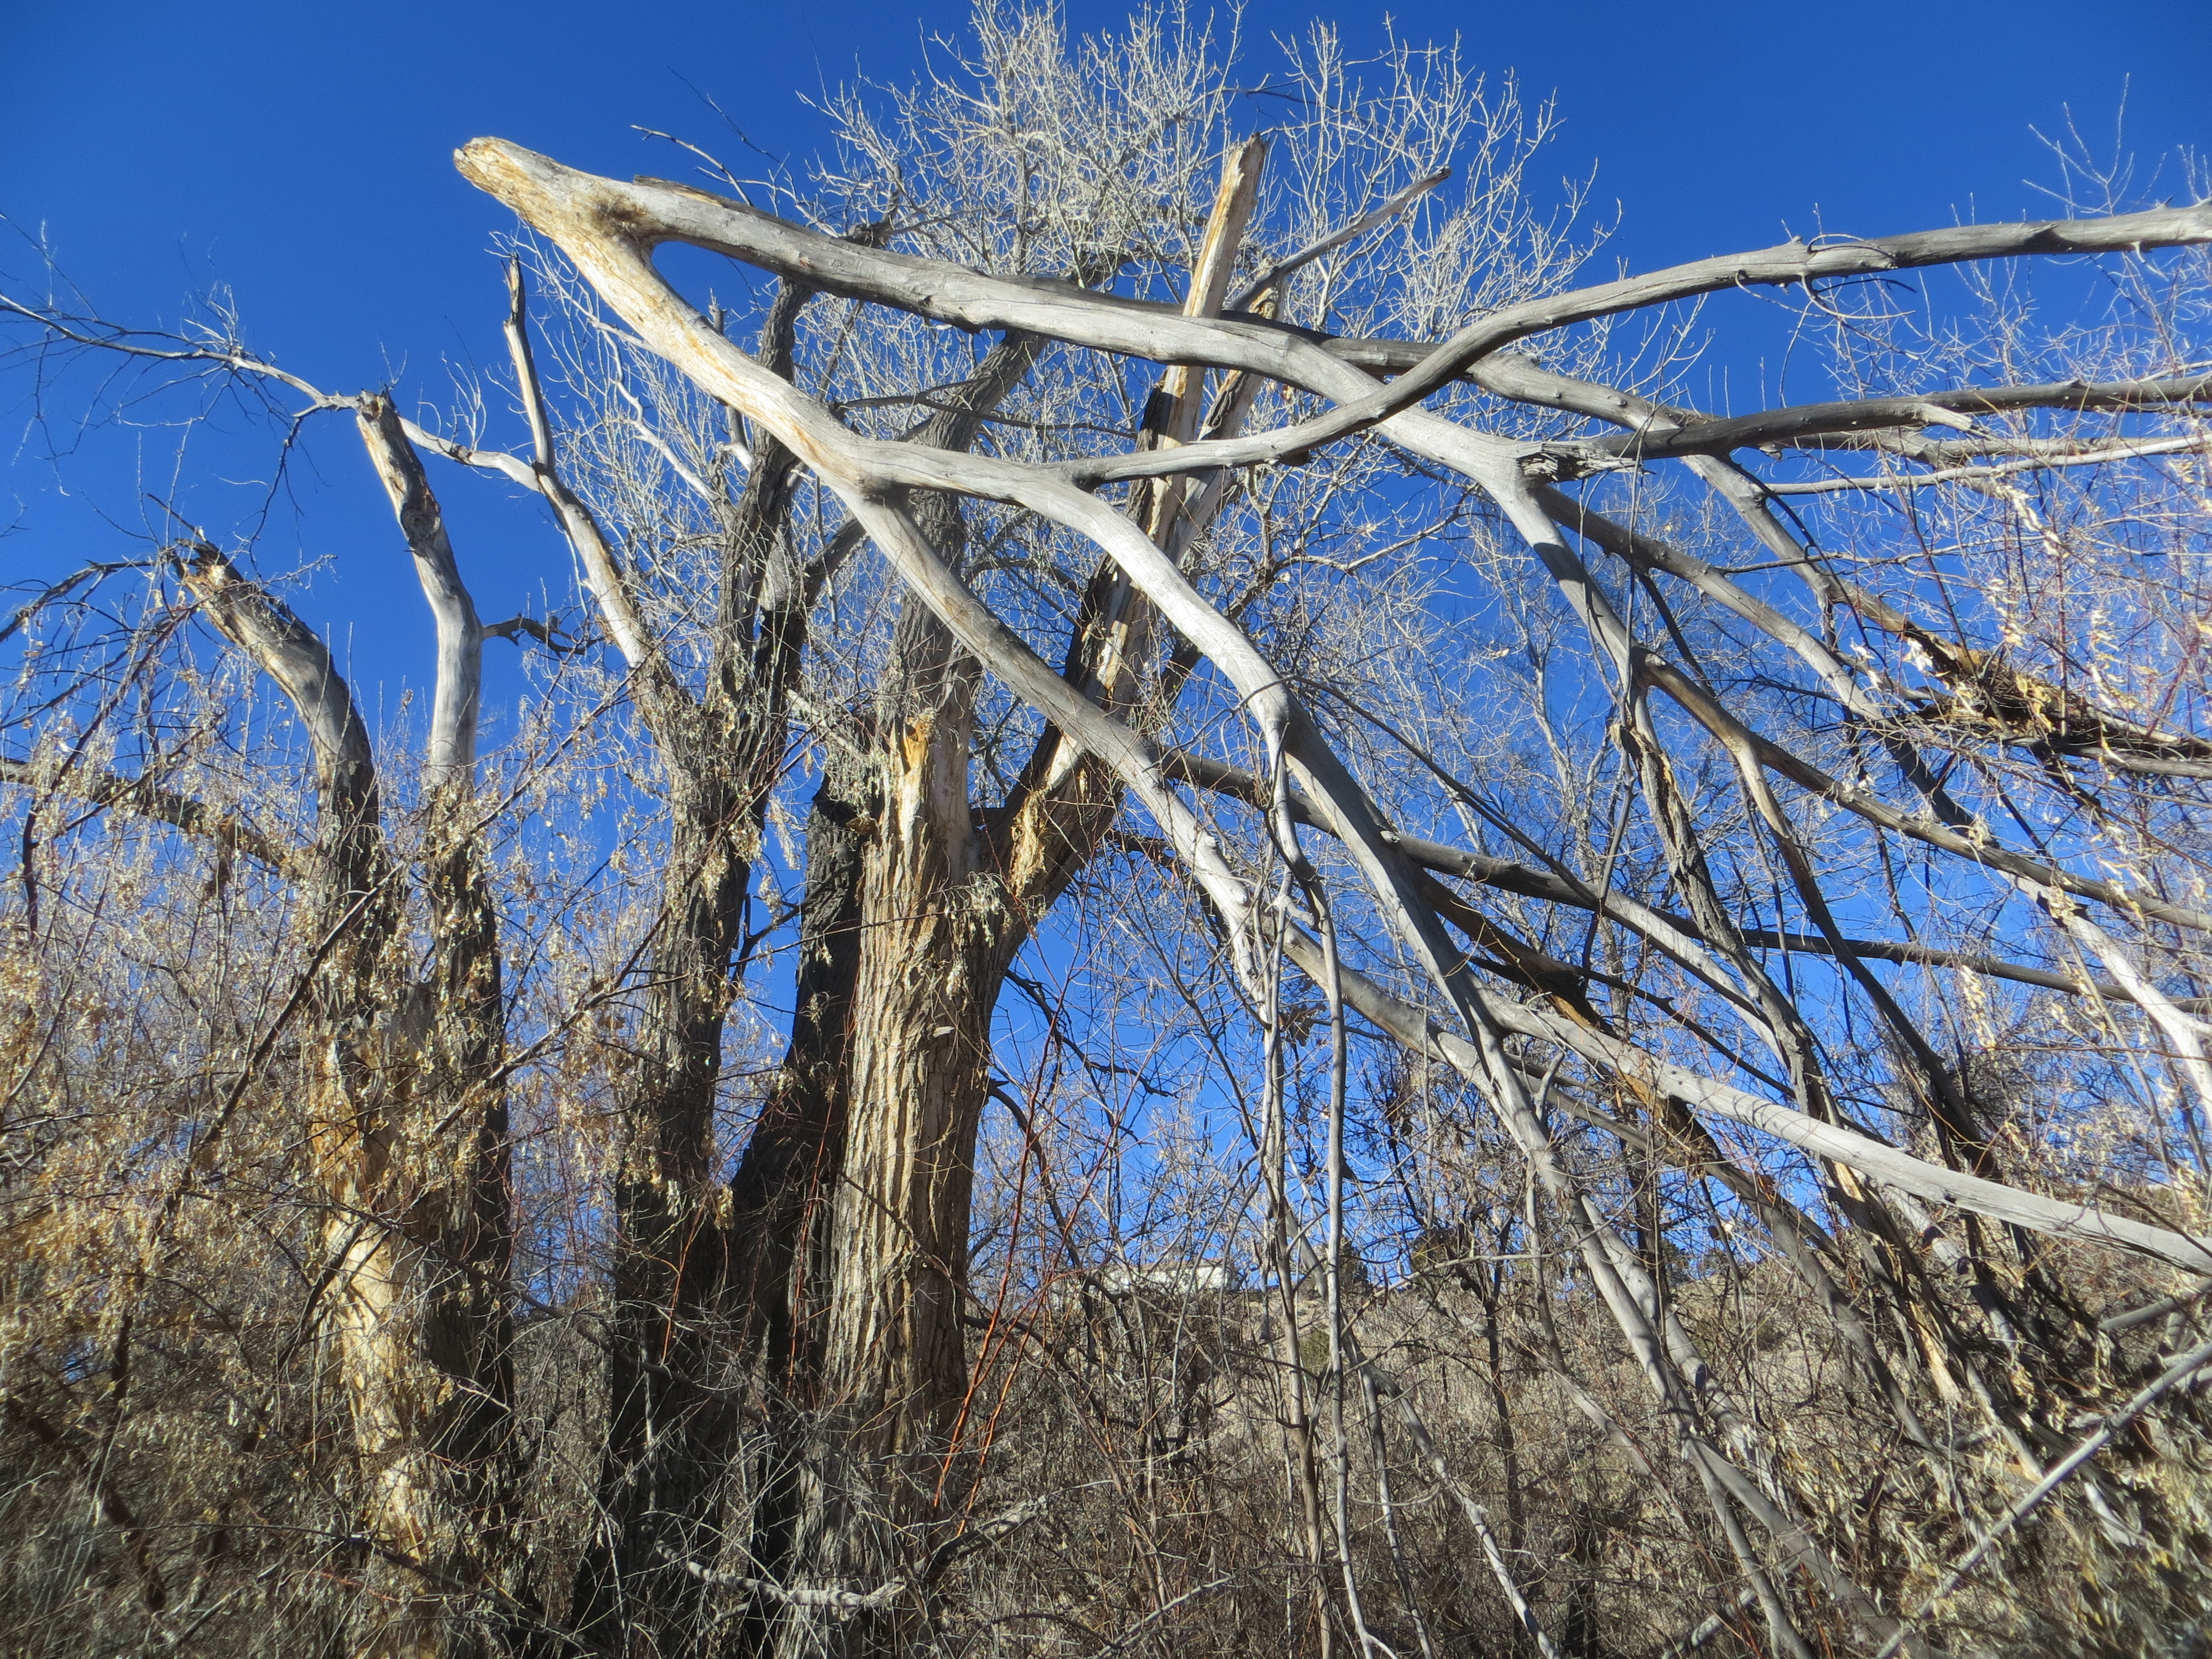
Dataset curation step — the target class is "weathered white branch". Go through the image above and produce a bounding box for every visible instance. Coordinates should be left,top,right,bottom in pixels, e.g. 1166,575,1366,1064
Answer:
178,548,378,830
1599,377,2210,461
1293,926,2212,1275
453,145,2212,465
1386,1380,1561,1659
676,1557,907,1614
1126,206,2212,476
501,263,653,669
1764,431,2209,494
357,396,483,787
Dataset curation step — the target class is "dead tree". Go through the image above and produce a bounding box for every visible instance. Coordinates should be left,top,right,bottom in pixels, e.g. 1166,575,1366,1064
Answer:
460,55,2212,1657
7,11,2212,1658
0,409,526,1654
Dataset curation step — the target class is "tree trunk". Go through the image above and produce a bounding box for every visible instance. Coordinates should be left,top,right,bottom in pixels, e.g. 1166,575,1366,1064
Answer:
724,744,875,1656
741,157,1269,1651
184,541,522,1659
569,285,816,1655
567,756,755,1652
776,599,999,1650
322,801,518,1659
754,499,1155,1656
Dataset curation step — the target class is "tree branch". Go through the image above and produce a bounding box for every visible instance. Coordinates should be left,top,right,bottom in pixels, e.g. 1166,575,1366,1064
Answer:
356,396,483,787
0,758,298,877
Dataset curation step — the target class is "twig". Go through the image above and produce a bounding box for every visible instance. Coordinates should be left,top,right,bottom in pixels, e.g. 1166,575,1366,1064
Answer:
1228,168,1451,312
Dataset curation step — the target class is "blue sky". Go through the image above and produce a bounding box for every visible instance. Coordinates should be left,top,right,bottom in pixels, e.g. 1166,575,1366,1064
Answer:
4,1,2206,1243
4,0,2208,716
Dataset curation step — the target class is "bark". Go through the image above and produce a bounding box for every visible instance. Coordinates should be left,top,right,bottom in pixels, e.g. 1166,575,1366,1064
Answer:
565,286,811,1652
781,565,1000,1651
744,354,1039,1658
739,153,1270,1658
725,746,877,1658
360,404,527,1656
183,533,520,1659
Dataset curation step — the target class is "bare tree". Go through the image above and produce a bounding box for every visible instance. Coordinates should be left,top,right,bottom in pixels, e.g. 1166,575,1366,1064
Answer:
6,9,2212,1659
0,368,542,1652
